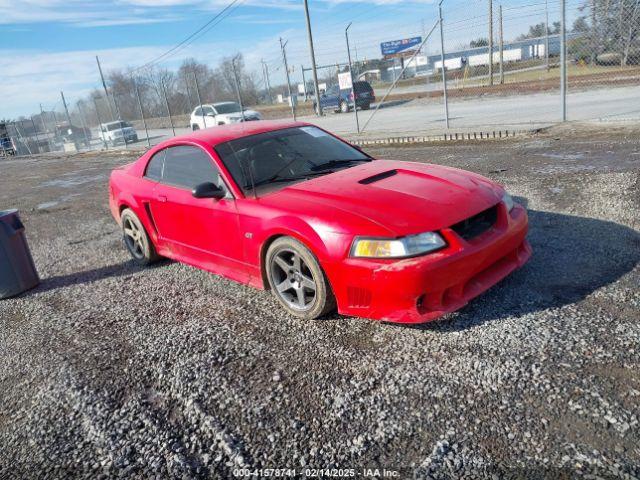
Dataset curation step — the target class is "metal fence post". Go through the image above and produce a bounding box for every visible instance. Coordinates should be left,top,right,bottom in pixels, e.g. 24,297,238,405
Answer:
134,80,151,148
488,0,494,86
545,0,550,71
560,0,567,121
76,101,91,149
193,71,206,128
231,59,246,122
438,1,450,129
93,97,108,150
39,104,53,152
280,38,296,121
60,91,79,151
161,79,176,136
301,65,308,101
345,22,360,133
499,4,504,85
29,116,41,154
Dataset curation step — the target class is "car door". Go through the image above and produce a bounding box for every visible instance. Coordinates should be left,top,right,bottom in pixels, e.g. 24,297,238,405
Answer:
321,85,339,110
149,145,249,283
203,106,216,128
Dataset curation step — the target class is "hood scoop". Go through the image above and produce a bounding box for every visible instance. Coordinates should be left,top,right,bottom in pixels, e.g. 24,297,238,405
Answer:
358,169,397,185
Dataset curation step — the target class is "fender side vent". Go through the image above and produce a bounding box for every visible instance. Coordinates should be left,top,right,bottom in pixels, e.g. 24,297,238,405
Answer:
358,169,397,185
347,287,372,308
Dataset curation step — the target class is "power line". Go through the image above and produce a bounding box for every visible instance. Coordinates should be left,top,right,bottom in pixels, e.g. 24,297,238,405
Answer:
131,0,244,73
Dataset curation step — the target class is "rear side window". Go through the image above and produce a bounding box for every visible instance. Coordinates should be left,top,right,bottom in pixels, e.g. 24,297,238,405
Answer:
145,150,165,181
162,145,219,190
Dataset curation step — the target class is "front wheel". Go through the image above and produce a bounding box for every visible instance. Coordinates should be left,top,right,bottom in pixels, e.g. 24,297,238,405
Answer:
192,124,199,131
266,237,336,319
121,209,159,266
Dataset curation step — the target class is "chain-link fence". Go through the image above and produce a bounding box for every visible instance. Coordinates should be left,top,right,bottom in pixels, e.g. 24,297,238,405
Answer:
4,0,640,157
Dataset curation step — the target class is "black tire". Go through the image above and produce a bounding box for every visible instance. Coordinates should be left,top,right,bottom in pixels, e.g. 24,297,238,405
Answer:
340,100,349,113
133,135,139,142
120,208,159,266
361,103,371,110
192,124,199,131
265,237,336,319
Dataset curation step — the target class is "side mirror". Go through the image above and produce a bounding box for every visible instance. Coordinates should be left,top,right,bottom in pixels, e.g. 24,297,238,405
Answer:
192,182,225,199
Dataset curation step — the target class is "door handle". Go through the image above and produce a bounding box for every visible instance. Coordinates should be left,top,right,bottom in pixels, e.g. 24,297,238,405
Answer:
157,195,167,203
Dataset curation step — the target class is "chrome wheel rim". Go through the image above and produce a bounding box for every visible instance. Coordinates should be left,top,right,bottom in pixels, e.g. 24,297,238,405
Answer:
123,216,144,259
270,249,317,311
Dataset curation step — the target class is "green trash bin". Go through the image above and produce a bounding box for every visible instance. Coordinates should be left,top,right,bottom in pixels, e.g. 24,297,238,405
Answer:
0,210,40,299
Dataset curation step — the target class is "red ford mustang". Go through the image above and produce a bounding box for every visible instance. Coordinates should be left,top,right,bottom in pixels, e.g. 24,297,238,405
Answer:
109,121,531,323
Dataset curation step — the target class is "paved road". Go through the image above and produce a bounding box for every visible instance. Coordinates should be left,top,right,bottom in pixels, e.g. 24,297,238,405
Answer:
98,84,640,151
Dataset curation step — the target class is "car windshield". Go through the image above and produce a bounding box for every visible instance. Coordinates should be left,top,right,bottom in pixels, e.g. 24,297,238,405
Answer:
106,122,131,131
215,126,371,195
214,102,242,114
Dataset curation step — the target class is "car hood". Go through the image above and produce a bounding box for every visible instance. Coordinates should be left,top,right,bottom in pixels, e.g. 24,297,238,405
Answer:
262,160,503,236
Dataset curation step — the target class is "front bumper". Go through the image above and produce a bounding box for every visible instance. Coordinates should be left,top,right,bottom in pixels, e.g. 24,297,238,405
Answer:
329,203,531,323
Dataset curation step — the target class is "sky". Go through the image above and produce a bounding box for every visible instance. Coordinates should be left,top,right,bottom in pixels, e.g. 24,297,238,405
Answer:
0,0,583,119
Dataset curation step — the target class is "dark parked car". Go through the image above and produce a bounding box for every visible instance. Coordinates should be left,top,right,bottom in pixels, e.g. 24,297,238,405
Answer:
314,81,375,114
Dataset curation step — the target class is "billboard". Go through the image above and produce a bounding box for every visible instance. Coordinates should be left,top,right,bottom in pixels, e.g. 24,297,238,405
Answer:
381,37,422,56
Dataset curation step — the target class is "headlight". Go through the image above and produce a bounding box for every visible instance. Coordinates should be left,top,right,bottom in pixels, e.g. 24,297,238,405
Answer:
502,192,515,212
351,232,446,258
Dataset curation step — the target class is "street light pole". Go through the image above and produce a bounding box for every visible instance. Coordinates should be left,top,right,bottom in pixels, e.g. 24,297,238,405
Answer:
303,0,323,116
345,22,360,133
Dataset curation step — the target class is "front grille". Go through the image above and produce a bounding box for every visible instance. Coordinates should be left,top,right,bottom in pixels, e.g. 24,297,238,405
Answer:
450,204,498,240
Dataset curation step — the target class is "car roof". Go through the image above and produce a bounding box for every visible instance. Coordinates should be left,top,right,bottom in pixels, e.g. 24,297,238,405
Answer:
156,120,313,148
103,121,127,126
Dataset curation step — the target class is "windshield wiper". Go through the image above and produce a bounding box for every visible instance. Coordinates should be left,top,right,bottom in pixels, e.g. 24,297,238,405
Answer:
249,170,335,189
310,159,369,171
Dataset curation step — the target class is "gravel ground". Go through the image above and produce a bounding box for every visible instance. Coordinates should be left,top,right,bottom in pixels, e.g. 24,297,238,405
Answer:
0,122,639,479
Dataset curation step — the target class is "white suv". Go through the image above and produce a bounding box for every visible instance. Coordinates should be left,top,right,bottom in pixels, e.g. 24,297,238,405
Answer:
190,102,262,130
99,121,138,146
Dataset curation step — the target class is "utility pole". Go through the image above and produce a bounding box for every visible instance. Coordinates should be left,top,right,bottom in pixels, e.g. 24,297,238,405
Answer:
499,4,504,84
488,0,494,86
193,71,206,128
545,0,550,71
92,96,108,149
590,0,597,65
261,60,273,104
560,0,567,121
345,22,360,133
438,0,450,128
303,0,323,116
96,55,116,121
280,38,296,121
231,58,246,122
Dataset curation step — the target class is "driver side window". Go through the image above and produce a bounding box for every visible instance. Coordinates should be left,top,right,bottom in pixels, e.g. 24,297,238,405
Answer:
162,146,221,191
203,106,215,116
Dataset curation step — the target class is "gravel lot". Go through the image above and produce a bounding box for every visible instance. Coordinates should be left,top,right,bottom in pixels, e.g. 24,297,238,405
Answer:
0,123,638,479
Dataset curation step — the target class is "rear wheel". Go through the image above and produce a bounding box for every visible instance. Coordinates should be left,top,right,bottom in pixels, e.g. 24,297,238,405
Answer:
192,124,200,131
121,208,159,266
361,103,371,110
266,237,335,319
